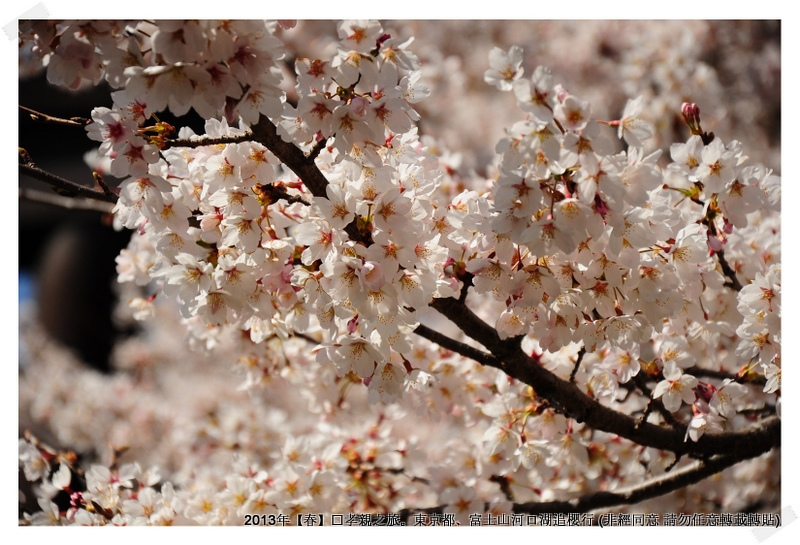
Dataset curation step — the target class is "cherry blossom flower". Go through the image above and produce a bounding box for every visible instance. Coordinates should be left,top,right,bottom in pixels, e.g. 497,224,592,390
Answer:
28,498,63,525
710,379,748,418
441,484,484,525
762,362,781,394
605,347,641,383
85,106,139,155
368,358,406,403
484,46,524,91
617,95,654,148
19,440,49,482
150,20,208,64
554,94,592,131
337,20,384,54
653,361,698,412
695,138,737,195
46,29,103,90
669,134,704,178
512,65,554,123
686,399,724,442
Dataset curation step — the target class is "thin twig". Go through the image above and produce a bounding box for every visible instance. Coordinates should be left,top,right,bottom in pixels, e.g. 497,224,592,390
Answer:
569,347,586,383
19,187,115,213
413,322,500,368
716,249,744,291
685,365,766,385
261,184,310,207
93,171,114,198
632,373,683,430
163,132,255,149
19,163,118,204
377,466,431,485
19,105,90,127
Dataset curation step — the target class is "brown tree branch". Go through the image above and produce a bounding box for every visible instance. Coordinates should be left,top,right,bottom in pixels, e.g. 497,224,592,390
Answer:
250,116,331,199
164,132,255,149
19,187,115,213
717,249,744,291
19,163,118,204
19,105,90,127
428,296,780,459
249,115,370,245
396,452,760,521
412,323,500,368
514,452,753,514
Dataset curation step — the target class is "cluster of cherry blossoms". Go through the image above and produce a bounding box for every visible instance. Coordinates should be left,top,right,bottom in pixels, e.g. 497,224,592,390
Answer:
75,19,458,403
19,19,780,525
480,49,780,415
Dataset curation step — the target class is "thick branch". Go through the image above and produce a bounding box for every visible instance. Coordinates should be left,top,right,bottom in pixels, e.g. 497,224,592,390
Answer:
514,453,752,514
428,296,780,458
396,452,760,521
250,116,330,199
249,115,370,244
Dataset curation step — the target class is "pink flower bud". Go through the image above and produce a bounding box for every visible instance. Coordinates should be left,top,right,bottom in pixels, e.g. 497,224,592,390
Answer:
695,381,715,402
681,102,700,122
347,315,359,334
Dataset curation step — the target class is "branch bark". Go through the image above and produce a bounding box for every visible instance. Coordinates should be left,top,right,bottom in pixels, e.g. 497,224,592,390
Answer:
164,132,255,149
19,163,118,204
717,249,744,291
396,452,758,520
19,105,90,127
19,187,115,213
249,116,371,245
428,296,780,459
517,452,752,513
413,323,500,368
